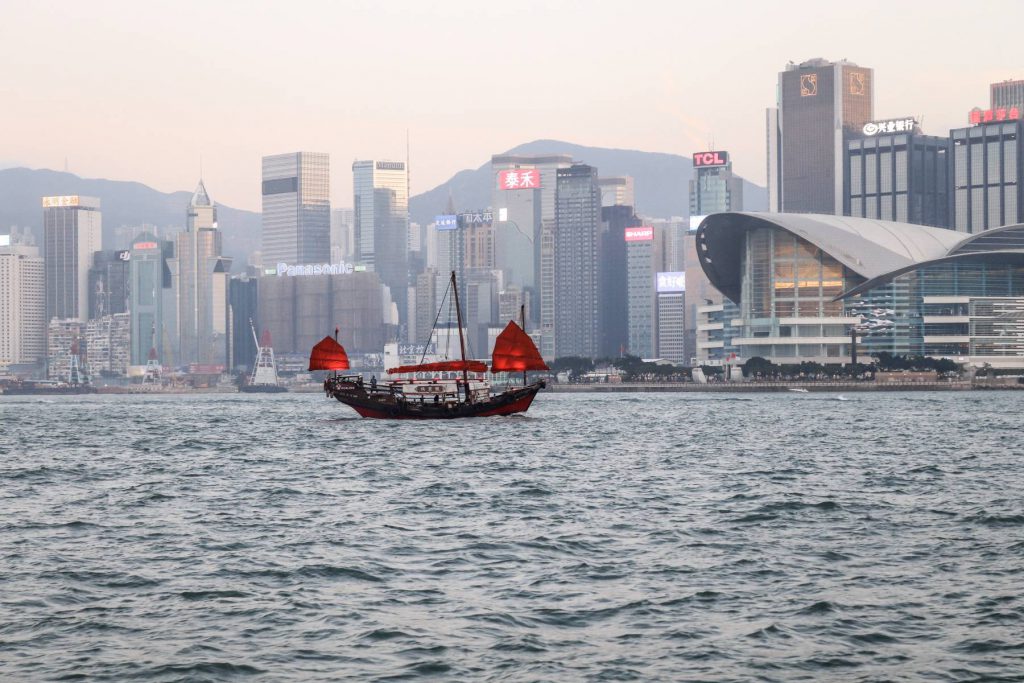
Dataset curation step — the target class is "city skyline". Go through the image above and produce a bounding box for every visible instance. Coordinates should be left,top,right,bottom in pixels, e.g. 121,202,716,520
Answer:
2,1,1022,212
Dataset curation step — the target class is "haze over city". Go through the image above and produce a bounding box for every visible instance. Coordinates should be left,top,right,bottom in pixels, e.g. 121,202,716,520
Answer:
3,0,1021,209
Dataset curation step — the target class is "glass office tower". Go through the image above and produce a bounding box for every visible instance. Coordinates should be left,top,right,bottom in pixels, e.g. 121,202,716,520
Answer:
261,152,330,266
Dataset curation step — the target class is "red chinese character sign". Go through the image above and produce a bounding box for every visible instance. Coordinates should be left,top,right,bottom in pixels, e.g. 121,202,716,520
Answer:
969,107,1022,125
498,169,541,190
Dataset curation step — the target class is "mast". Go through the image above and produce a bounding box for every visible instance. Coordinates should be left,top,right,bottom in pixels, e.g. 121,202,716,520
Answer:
520,303,527,386
450,270,470,402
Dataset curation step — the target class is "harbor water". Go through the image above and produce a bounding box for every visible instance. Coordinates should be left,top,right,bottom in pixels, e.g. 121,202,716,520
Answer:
1,392,1022,681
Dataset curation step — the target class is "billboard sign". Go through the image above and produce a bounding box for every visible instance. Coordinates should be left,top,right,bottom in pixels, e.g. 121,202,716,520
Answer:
276,261,355,276
692,151,729,168
969,106,1022,125
459,210,493,227
689,215,707,231
624,226,654,242
42,196,80,208
498,168,540,190
132,241,159,250
435,214,458,231
862,118,917,135
656,272,686,293
0,234,10,247
117,250,131,261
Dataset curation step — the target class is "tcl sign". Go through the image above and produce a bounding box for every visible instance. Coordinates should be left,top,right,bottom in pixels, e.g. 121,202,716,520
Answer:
498,168,541,190
624,226,654,242
692,151,729,168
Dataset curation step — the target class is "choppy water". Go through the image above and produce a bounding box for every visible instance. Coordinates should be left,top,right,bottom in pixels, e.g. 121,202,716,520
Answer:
1,391,1023,681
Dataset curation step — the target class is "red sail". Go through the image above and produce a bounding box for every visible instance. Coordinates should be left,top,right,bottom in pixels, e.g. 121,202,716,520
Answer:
490,321,549,372
308,336,350,371
387,360,488,375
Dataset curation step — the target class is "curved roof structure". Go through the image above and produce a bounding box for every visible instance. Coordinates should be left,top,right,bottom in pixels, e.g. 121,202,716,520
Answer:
695,213,1024,303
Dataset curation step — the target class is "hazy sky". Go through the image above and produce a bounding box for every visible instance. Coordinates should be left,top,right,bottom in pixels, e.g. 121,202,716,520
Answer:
2,0,1022,212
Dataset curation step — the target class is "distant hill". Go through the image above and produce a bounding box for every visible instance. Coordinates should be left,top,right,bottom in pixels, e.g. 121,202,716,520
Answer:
409,139,766,226
0,167,260,268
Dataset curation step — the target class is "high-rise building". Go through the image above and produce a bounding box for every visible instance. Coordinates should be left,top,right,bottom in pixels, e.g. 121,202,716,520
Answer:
85,312,130,377
88,249,131,320
352,160,409,326
261,152,330,267
689,150,744,217
991,80,1024,110
491,153,573,343
227,275,259,372
554,163,602,359
656,273,687,364
128,232,171,366
950,119,1024,233
767,58,874,214
598,176,635,208
43,195,102,323
625,225,665,358
330,207,355,263
46,318,85,381
845,118,950,228
169,181,232,367
0,243,46,370
600,204,641,357
413,268,439,348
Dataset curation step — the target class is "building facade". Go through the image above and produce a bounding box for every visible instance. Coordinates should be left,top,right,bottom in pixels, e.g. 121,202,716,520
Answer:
845,121,950,228
554,163,602,358
0,244,46,370
768,58,874,214
257,270,385,358
228,275,259,373
43,195,102,323
261,152,331,267
696,212,1024,368
950,120,1024,233
598,176,635,208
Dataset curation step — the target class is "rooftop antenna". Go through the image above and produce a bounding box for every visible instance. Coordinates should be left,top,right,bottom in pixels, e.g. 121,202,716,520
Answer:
199,154,203,180
406,128,410,202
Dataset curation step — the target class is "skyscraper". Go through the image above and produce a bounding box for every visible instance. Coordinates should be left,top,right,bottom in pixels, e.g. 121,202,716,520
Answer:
598,176,635,208
625,225,665,359
169,181,232,366
88,250,131,319
491,153,572,339
600,204,641,357
689,150,744,217
261,152,330,267
0,243,46,369
767,58,873,214
42,195,102,323
330,207,355,263
128,232,170,366
352,160,409,327
554,163,602,359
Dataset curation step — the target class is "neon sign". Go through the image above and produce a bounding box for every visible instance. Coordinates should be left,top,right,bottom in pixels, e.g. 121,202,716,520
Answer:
693,151,729,167
863,118,917,135
276,261,355,276
969,106,1022,125
498,169,540,190
624,226,654,242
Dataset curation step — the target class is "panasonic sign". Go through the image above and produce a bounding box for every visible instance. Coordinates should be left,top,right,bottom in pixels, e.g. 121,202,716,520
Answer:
276,261,355,276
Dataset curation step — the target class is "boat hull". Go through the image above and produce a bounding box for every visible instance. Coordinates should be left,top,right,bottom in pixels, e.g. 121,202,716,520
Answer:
325,379,545,419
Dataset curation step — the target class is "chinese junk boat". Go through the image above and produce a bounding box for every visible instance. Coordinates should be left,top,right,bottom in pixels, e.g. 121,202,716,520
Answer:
316,272,548,419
